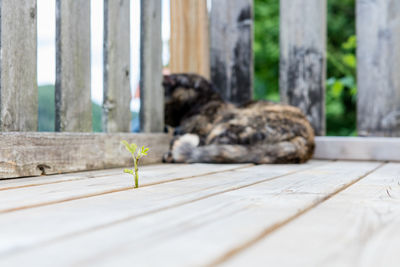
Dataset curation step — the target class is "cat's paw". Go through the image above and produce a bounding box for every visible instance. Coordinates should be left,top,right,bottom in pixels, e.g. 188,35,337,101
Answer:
165,134,200,163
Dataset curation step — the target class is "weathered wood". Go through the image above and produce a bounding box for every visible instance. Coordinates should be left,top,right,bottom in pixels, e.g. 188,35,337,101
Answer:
280,0,326,135
0,164,250,213
313,136,400,162
0,161,325,258
0,0,37,131
103,0,131,133
56,0,92,132
224,162,399,267
0,132,169,179
357,0,400,137
0,164,250,191
210,0,253,105
140,0,164,133
0,161,383,267
170,0,210,78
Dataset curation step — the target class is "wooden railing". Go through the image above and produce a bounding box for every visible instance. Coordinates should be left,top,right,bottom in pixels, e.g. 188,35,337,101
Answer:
0,0,399,179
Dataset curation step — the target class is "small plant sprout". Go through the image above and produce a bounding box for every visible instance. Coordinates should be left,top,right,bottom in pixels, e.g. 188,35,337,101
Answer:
121,140,149,188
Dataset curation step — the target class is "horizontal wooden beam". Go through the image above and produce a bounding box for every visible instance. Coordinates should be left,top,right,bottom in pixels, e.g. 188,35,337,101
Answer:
0,133,169,179
314,137,400,162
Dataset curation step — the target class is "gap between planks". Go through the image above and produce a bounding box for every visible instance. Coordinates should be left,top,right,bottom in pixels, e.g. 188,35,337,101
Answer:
220,162,400,267
0,164,253,214
0,163,378,267
210,162,386,266
0,161,331,258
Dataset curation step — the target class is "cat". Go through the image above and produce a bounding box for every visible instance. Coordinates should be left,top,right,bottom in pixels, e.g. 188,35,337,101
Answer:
162,73,315,164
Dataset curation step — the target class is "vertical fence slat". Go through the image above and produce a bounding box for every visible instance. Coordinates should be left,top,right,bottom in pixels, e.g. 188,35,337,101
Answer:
170,0,210,79
103,0,131,133
56,0,92,132
357,0,400,137
140,0,164,133
0,0,37,132
210,0,253,105
280,0,326,136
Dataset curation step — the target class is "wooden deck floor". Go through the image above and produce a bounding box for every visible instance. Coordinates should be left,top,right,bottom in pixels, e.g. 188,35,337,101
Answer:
1,160,399,267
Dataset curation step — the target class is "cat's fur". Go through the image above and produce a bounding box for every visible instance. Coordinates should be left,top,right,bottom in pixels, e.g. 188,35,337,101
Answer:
162,73,315,164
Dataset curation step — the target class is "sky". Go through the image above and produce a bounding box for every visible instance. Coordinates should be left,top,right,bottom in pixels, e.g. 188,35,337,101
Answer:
37,0,171,111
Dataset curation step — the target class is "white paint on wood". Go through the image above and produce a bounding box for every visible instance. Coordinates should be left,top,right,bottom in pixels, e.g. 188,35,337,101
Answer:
210,0,253,104
314,136,400,162
0,132,169,179
280,0,326,135
140,0,164,133
56,0,92,132
103,0,131,133
224,162,400,267
0,161,326,259
357,0,400,137
0,0,37,131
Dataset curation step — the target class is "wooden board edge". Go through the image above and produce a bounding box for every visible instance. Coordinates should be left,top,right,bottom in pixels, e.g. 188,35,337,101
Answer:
0,132,170,179
314,136,400,162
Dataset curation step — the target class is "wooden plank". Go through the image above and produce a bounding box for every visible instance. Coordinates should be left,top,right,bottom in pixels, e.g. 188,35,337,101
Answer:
357,0,400,137
0,132,169,179
103,0,131,133
0,161,379,266
170,0,210,78
0,161,326,258
55,0,92,132
280,0,326,135
210,0,253,105
314,136,400,162
0,163,250,191
223,163,400,267
0,0,37,131
0,164,251,213
140,0,164,133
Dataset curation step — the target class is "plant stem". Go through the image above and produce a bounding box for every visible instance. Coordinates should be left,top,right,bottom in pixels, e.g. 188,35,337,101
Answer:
134,158,139,188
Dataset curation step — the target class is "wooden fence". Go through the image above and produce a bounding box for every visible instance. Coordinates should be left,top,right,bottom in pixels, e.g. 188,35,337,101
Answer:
0,0,399,179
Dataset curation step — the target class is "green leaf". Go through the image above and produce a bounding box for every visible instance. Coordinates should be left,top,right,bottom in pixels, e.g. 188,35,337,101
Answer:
124,169,134,175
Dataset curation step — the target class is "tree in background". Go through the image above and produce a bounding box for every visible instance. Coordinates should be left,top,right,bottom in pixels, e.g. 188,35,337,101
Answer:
254,0,356,136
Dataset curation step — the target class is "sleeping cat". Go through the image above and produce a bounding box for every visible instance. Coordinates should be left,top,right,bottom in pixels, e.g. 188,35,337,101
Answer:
162,73,315,164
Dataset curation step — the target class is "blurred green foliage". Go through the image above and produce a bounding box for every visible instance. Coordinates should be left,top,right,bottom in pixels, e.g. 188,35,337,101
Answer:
254,0,356,136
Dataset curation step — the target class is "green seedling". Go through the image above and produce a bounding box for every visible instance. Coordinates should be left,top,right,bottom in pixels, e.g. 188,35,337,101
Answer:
121,140,149,188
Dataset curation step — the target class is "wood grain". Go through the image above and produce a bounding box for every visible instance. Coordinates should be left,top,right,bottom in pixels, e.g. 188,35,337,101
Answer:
210,0,253,105
170,0,210,78
103,0,131,132
0,164,251,213
0,0,37,131
55,0,92,132
357,0,400,137
0,132,169,179
280,0,326,135
223,163,400,267
140,0,164,133
0,161,381,267
0,163,250,191
0,161,326,259
314,136,400,162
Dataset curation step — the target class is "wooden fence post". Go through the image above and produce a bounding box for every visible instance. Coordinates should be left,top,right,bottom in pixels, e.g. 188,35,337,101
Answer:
140,0,164,133
170,0,210,79
280,0,326,136
103,0,131,133
357,0,400,137
56,0,92,132
0,0,38,132
210,0,253,105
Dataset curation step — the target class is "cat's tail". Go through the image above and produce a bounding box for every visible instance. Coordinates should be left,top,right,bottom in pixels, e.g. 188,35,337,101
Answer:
163,134,314,164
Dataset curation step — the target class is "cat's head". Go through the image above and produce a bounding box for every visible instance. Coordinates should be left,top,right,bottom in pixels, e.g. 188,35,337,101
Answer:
162,73,222,127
